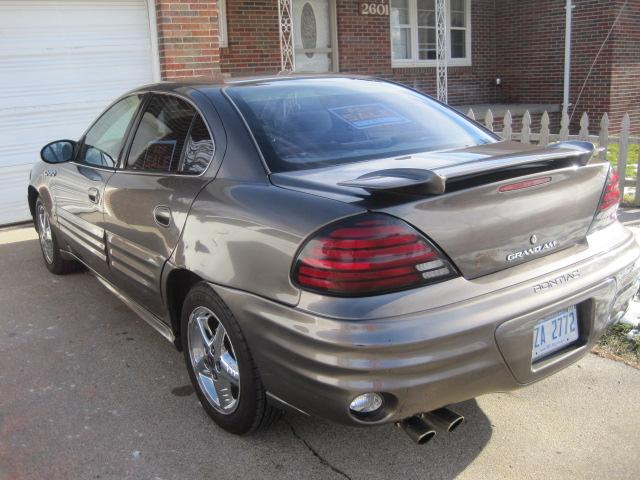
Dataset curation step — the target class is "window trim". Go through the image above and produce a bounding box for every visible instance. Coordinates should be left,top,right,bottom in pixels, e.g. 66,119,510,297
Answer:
221,86,271,175
117,92,216,178
390,0,472,68
223,78,498,174
73,93,144,171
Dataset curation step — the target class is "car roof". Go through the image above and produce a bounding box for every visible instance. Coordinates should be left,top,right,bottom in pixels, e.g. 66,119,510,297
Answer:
129,73,376,95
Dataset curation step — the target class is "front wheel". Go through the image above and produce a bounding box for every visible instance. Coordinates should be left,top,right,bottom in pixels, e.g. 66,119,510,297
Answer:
181,282,281,434
35,198,80,275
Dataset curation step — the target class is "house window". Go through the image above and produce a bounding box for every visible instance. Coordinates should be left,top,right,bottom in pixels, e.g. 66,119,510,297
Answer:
390,0,471,67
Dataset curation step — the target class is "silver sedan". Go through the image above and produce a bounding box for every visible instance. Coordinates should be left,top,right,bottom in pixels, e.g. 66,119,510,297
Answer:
28,76,640,443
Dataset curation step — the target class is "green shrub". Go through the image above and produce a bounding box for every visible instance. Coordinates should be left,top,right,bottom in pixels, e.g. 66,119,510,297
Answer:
607,144,639,178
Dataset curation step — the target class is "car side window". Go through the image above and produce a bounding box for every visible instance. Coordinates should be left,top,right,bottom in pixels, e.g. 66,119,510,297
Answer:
180,114,215,175
77,95,142,168
125,95,207,173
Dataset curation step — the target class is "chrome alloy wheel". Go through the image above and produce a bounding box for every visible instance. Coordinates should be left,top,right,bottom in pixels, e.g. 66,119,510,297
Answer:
37,202,54,264
188,306,241,414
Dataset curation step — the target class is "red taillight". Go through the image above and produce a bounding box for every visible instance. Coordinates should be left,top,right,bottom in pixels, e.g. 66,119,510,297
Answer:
589,167,620,234
293,214,457,296
598,169,620,211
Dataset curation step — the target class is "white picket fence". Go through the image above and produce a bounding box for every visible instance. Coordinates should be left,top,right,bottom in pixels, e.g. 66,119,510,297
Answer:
466,108,640,205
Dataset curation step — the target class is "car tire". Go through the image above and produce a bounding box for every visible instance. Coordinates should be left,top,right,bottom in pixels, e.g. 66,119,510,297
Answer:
181,282,281,434
34,197,81,275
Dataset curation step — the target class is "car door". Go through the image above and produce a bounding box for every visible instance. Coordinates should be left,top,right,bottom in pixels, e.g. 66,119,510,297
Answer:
51,95,143,277
102,93,216,317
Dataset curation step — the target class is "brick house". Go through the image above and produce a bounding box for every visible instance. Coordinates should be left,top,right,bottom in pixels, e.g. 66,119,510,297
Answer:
0,0,637,224
158,0,639,134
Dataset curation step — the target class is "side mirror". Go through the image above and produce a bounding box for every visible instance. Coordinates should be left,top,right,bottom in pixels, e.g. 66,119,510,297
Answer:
40,140,75,164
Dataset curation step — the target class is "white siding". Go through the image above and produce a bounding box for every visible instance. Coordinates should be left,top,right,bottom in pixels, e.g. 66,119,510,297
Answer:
0,0,156,225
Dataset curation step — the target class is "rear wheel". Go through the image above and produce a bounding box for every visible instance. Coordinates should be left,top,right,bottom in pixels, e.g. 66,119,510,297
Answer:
35,198,80,275
181,282,281,434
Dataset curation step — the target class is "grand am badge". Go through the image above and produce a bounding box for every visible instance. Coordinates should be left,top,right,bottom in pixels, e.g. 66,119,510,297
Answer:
506,240,558,262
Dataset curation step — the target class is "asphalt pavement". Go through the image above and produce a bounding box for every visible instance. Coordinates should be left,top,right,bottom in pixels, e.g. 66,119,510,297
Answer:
1,225,639,480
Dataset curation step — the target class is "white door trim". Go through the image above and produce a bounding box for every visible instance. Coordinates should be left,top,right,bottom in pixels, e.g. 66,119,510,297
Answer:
145,0,162,81
292,0,339,73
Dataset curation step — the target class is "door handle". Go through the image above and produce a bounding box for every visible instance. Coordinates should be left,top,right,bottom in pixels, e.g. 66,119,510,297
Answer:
153,205,172,228
88,187,100,204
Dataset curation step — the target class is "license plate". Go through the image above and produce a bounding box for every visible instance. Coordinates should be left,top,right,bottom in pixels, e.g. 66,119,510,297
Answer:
532,306,579,361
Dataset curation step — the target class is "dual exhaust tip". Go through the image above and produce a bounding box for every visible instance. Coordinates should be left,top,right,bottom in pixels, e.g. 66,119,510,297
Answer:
397,407,464,445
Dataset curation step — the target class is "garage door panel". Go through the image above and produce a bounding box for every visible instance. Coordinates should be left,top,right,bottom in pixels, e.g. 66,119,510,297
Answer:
0,102,107,133
0,74,151,110
0,0,156,225
2,50,153,78
0,102,107,169
0,0,150,27
0,165,32,225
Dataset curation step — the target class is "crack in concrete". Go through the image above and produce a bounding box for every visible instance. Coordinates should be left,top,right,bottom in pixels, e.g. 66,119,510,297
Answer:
285,420,352,480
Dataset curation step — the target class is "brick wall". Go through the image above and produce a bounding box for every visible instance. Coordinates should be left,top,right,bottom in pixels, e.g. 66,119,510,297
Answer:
157,0,637,133
325,0,500,105
155,0,221,79
609,0,640,134
334,1,393,76
568,0,617,132
495,1,565,106
219,0,281,74
496,0,638,134
218,0,499,105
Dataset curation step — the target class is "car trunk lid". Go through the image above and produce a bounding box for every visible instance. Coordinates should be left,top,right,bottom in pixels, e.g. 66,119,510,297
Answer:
270,141,609,278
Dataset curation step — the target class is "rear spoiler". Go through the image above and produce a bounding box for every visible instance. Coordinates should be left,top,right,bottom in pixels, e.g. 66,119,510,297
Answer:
337,141,597,195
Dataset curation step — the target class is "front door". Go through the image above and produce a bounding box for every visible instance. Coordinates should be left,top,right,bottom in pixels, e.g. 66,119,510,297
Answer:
293,0,336,72
102,93,215,318
51,95,143,277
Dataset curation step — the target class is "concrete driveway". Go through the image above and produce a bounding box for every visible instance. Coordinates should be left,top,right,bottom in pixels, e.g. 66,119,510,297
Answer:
1,226,639,480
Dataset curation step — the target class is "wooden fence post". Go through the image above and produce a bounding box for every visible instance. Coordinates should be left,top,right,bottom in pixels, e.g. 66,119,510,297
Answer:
598,113,609,162
521,110,531,144
485,109,494,132
634,134,640,206
539,111,550,146
503,110,512,141
618,113,630,202
559,109,570,140
579,112,590,141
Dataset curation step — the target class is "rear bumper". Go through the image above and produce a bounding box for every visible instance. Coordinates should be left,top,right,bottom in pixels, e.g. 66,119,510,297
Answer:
212,227,640,426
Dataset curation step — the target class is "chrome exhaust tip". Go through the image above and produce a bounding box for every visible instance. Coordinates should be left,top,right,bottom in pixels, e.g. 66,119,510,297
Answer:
397,416,437,444
422,407,465,433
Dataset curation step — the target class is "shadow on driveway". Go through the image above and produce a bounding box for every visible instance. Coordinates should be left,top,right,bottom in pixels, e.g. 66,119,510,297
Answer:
0,235,493,479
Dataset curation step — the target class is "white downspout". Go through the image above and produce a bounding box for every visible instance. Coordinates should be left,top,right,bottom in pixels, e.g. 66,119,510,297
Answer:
563,0,573,113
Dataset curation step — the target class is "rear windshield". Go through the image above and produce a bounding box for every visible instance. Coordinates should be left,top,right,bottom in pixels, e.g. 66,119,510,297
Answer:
226,78,497,172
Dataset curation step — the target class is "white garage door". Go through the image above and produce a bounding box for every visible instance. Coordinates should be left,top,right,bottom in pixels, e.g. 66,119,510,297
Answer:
0,0,157,225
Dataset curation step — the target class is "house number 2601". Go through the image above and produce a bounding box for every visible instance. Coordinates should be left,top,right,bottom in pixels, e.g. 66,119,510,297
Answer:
360,2,389,16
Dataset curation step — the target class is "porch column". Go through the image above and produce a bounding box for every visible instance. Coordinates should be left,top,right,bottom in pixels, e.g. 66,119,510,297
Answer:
277,0,296,71
436,0,448,103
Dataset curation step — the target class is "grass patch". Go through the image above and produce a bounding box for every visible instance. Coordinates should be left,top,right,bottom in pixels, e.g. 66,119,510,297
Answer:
595,322,640,368
607,143,640,178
